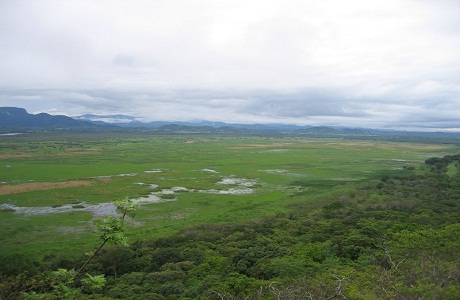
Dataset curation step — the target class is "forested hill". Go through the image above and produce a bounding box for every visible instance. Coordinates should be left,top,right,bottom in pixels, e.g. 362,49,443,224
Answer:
1,155,459,299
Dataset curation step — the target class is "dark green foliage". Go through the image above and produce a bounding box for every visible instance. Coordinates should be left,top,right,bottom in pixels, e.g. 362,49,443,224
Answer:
0,254,40,276
425,154,460,173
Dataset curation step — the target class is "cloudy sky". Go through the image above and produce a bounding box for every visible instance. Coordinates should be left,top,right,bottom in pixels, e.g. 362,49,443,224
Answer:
1,0,459,131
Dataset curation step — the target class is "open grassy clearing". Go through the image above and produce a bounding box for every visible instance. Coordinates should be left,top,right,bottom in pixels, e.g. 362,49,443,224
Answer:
0,133,458,258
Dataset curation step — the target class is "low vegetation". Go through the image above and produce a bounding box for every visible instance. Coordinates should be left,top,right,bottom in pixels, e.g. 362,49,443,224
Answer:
0,133,459,299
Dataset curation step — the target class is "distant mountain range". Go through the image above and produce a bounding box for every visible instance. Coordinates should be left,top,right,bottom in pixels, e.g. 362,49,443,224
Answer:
0,107,103,129
74,114,138,124
74,113,311,131
74,112,380,135
1,107,459,138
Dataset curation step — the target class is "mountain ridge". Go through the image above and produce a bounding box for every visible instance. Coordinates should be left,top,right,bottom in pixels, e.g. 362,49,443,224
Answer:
0,107,106,129
1,107,460,138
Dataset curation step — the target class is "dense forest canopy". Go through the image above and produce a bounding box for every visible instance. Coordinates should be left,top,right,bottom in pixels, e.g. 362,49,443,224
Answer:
1,153,459,299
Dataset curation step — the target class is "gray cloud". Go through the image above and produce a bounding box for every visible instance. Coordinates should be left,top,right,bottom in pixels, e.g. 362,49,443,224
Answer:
0,0,459,131
0,86,458,131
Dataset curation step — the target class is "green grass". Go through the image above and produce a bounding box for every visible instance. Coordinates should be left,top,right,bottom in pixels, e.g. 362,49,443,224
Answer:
0,133,458,258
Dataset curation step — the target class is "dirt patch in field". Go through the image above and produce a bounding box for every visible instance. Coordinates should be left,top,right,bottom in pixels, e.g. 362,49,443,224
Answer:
0,180,92,195
0,148,102,160
228,143,293,150
399,144,448,150
323,141,449,151
56,147,103,155
0,154,33,159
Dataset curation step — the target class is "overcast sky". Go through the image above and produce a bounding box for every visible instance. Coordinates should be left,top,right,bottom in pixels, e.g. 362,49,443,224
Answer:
1,0,460,131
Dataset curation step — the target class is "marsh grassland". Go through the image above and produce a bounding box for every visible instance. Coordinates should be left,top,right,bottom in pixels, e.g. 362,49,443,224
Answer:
0,133,457,259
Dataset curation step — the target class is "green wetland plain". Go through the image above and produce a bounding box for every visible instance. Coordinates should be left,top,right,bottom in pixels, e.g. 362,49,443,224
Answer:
1,132,459,299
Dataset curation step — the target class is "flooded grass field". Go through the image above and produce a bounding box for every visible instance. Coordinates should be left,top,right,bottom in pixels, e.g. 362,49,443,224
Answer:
0,133,458,258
